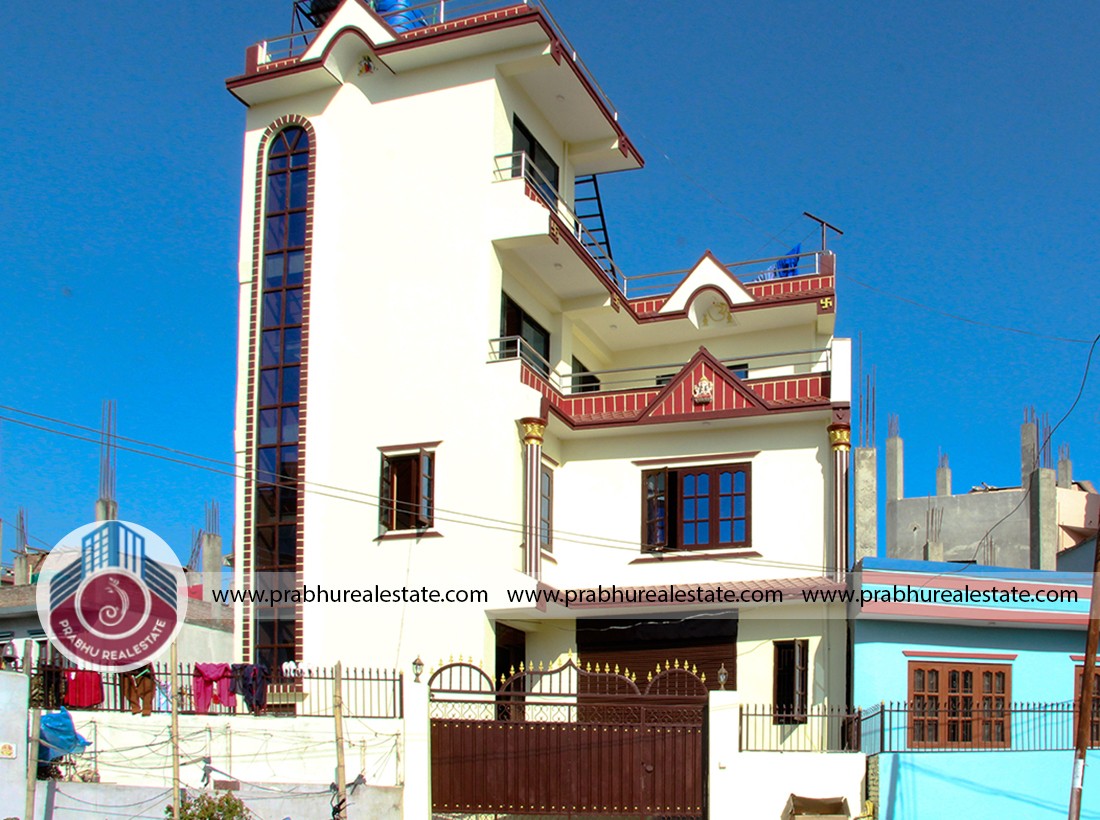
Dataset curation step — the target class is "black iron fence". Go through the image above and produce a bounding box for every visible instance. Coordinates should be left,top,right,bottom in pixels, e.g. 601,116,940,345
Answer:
739,704,862,752
28,657,402,719
861,701,1079,753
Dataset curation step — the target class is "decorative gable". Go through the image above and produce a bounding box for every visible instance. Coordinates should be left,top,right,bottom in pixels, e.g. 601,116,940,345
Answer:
644,347,767,421
658,251,755,326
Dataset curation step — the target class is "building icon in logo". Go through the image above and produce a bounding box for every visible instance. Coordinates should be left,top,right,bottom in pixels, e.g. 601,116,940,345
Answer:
38,521,186,672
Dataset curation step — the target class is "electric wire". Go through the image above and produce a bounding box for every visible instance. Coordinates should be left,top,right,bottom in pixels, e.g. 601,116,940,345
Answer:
0,409,835,575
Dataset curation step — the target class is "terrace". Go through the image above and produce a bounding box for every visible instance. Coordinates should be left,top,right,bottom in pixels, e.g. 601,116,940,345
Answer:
489,339,834,428
242,0,621,124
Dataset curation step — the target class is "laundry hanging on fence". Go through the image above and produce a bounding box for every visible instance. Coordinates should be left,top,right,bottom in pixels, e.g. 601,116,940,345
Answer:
63,669,104,709
231,663,270,714
192,663,237,713
119,665,157,716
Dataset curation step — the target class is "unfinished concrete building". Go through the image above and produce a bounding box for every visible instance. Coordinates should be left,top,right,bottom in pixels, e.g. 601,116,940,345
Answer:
853,411,1098,569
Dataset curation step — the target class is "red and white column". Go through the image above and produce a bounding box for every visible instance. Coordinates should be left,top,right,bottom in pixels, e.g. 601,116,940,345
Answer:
828,420,852,581
520,417,547,579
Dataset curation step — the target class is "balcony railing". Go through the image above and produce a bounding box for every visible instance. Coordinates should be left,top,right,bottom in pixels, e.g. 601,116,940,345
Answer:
493,151,623,286
489,338,831,394
252,0,622,124
28,658,403,719
860,701,1082,753
739,704,863,752
622,251,827,301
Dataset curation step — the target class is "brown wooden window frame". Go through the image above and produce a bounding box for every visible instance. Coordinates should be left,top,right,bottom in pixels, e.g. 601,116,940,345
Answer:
907,660,1011,749
253,124,310,674
773,639,808,724
539,463,553,552
641,462,751,552
380,448,435,533
1073,665,1100,747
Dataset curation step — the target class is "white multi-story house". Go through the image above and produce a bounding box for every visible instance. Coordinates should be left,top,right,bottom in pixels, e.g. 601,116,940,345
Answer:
228,0,855,794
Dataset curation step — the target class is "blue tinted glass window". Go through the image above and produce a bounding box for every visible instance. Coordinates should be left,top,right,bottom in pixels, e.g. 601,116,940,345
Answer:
263,292,283,328
259,409,278,446
260,369,278,405
720,521,732,543
288,212,307,246
720,471,732,492
258,447,277,484
265,216,286,249
283,327,301,363
285,290,303,325
281,366,300,403
281,406,299,442
261,330,280,366
264,255,284,287
290,170,308,209
286,252,305,285
266,174,287,213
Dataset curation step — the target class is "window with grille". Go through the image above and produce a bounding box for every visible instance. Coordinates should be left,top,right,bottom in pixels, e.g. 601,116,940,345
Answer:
1073,666,1100,747
908,660,1010,748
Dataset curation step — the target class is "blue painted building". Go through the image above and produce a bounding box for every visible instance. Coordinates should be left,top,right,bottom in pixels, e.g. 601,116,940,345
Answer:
853,556,1100,819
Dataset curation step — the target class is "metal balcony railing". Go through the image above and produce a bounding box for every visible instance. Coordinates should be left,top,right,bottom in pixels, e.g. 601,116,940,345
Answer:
622,251,825,301
253,0,623,125
493,151,625,287
489,339,832,395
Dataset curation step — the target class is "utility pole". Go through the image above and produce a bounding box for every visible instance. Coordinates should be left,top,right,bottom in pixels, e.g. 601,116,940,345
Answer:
1069,527,1100,819
333,662,347,820
24,642,39,820
170,640,181,820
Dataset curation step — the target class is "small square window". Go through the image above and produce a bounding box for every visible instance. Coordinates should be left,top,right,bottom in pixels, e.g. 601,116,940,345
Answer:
380,449,436,532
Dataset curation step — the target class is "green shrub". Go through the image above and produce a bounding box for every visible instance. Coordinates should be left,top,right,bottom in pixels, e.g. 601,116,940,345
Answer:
167,791,250,820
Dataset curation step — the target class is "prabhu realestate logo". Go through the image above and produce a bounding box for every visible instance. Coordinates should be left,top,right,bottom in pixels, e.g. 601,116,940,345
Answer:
36,521,187,672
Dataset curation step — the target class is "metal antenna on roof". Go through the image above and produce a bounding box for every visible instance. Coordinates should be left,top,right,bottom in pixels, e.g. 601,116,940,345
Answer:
802,212,844,251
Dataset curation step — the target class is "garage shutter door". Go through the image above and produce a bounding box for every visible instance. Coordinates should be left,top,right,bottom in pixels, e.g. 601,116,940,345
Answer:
577,617,736,691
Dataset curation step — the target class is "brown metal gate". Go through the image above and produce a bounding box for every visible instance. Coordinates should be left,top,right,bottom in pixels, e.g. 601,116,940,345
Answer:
429,658,707,817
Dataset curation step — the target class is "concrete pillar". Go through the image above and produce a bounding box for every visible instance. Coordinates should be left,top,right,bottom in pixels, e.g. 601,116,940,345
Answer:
924,541,944,562
519,418,547,580
885,434,903,555
1029,468,1057,570
202,533,223,601
1021,422,1037,486
12,554,28,586
402,677,431,819
95,498,118,521
936,465,951,497
885,435,903,501
853,448,877,563
1058,456,1073,489
829,424,851,578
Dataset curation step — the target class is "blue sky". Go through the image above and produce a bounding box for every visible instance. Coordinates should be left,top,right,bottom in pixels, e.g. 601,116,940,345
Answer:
3,1,1099,563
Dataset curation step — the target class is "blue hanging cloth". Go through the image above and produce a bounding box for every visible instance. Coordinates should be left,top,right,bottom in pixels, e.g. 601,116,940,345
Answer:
38,708,90,762
775,243,802,277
